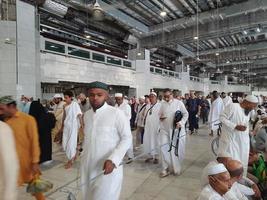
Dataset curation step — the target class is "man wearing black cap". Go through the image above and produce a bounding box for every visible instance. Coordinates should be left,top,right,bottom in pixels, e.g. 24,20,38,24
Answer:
81,81,132,200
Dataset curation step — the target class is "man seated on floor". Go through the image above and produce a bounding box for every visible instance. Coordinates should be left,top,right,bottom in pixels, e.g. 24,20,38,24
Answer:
198,163,248,200
201,152,261,199
226,160,261,199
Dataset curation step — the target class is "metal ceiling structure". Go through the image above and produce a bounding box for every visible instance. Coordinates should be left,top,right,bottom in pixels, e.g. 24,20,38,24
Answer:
21,0,267,86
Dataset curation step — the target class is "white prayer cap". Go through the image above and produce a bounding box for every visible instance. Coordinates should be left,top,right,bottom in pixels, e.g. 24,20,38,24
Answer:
217,152,232,158
150,92,157,97
207,163,228,176
115,93,123,98
54,94,62,99
139,96,145,100
245,95,259,104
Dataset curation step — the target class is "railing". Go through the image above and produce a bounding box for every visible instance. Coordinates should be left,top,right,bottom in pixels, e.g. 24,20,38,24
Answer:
210,81,220,84
150,66,181,79
228,82,249,86
190,76,203,83
40,37,135,70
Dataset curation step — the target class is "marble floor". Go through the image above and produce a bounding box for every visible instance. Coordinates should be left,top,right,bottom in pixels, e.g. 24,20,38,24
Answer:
18,124,216,200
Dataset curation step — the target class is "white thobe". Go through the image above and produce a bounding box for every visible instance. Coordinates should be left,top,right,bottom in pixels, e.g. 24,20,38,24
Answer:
62,101,82,160
158,99,188,174
223,96,233,107
209,97,224,131
115,102,131,121
135,103,146,127
198,184,248,200
81,103,132,200
218,103,251,176
115,102,133,158
0,121,18,200
143,102,161,157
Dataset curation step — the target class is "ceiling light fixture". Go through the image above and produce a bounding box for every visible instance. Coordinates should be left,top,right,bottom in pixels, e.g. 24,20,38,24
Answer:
125,55,128,58
256,27,261,33
137,52,141,56
215,52,219,56
243,30,248,35
104,49,111,53
226,60,230,64
194,36,198,40
160,11,167,17
172,61,175,64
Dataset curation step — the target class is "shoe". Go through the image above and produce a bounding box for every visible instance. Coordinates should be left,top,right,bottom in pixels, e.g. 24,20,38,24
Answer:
160,169,170,178
190,131,194,135
145,158,153,163
153,158,159,164
126,158,133,164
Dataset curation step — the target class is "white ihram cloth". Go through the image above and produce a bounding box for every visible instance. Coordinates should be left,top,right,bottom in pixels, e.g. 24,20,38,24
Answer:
218,103,251,176
158,99,188,174
143,102,161,157
198,184,248,200
115,102,133,158
0,121,18,200
209,97,224,131
62,101,82,160
222,96,233,107
81,103,132,200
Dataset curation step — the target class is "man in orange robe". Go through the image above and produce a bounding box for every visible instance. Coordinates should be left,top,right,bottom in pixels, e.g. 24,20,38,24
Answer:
0,96,45,200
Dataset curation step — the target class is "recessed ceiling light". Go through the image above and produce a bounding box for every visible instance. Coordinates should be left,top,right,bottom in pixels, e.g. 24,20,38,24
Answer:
160,11,167,17
256,27,261,33
226,60,230,64
86,35,91,39
125,55,128,58
104,49,111,52
243,30,248,35
137,52,141,56
172,61,175,64
233,67,236,70
215,52,219,56
194,36,198,40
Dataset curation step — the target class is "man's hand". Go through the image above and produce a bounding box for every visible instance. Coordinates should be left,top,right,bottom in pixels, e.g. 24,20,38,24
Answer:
252,184,261,199
235,125,247,131
103,160,116,175
209,176,229,196
32,163,40,176
176,122,181,128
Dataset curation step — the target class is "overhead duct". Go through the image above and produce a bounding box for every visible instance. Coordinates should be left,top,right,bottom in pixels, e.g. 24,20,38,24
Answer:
123,34,138,45
42,0,68,17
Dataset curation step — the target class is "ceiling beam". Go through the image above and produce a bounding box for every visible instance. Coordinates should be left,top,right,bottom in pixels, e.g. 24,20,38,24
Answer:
142,0,267,37
141,10,267,48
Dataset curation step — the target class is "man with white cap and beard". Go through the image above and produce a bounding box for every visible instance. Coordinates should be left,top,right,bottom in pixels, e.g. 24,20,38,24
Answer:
114,93,134,161
134,96,146,149
143,91,161,164
218,95,258,176
198,163,248,200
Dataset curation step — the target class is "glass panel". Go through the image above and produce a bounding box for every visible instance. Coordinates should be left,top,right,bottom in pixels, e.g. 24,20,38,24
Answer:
150,67,154,72
45,41,65,53
92,52,105,62
155,68,162,74
163,70,168,75
123,60,132,68
107,57,122,65
169,72,174,77
175,73,179,78
68,47,90,59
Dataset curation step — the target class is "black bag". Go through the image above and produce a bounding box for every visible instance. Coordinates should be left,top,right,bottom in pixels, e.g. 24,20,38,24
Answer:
169,110,183,156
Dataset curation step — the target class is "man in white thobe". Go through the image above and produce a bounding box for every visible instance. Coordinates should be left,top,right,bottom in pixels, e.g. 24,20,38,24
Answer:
158,88,188,177
209,91,224,136
52,93,65,142
221,92,233,107
61,90,83,169
143,92,161,164
114,93,134,160
218,95,258,176
0,120,18,200
134,96,146,148
81,81,132,200
198,163,248,200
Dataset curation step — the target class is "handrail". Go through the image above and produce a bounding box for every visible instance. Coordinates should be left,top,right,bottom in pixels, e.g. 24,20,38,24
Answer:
40,37,135,70
150,66,181,79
